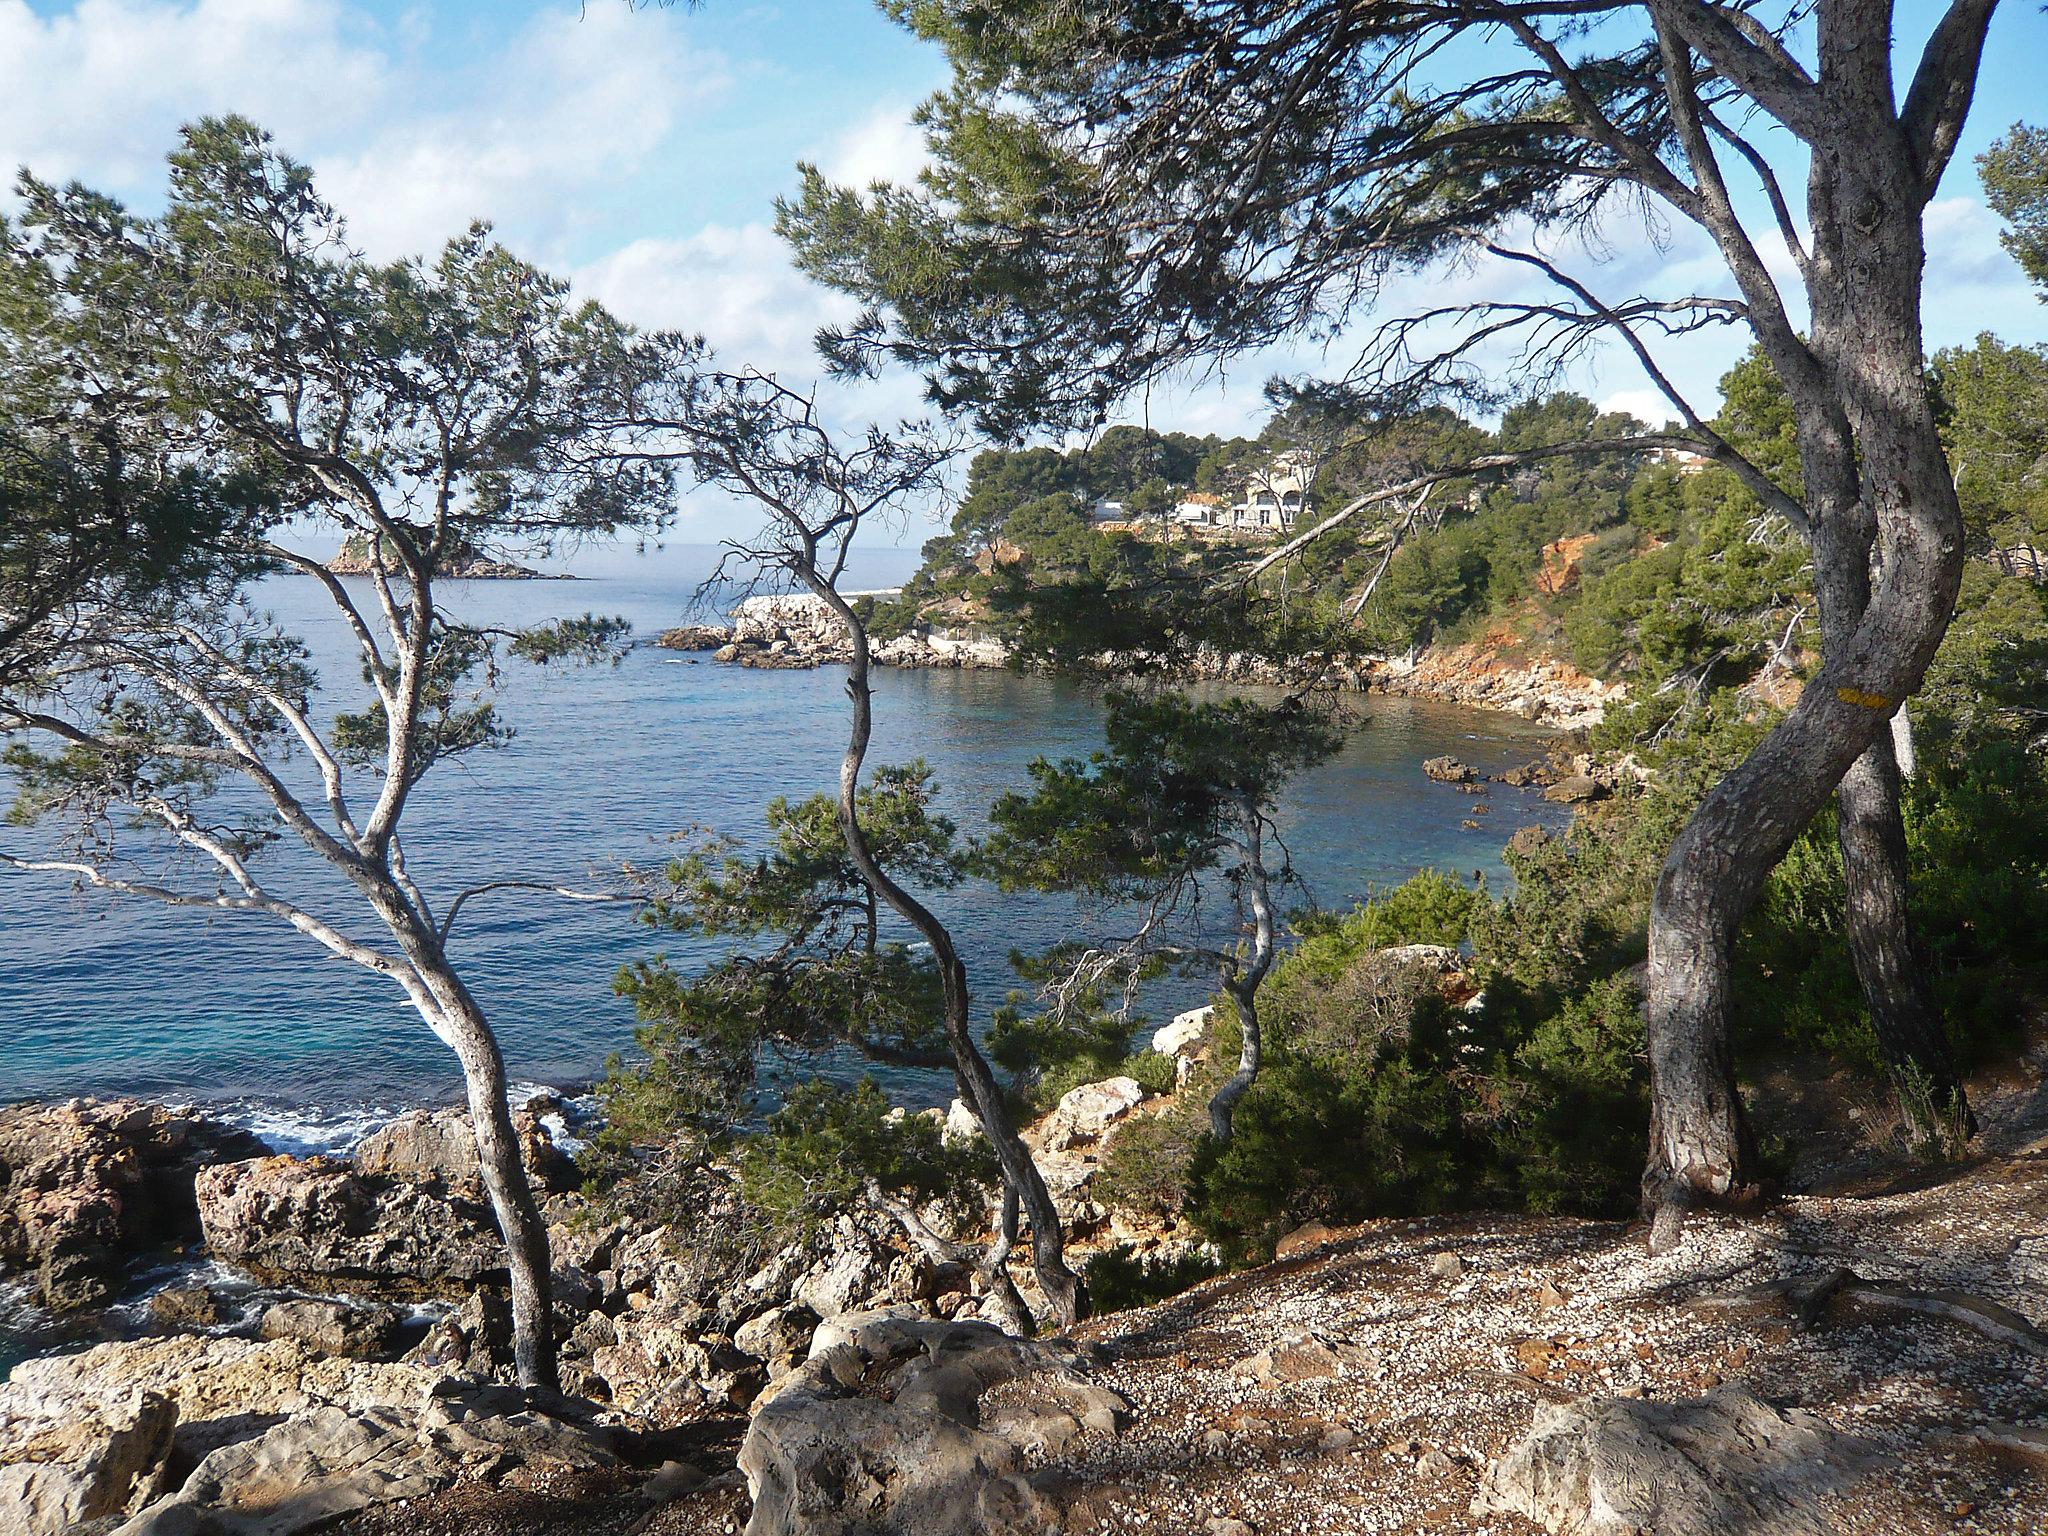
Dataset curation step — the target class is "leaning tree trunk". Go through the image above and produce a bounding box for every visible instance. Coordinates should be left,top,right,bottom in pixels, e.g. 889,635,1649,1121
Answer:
404,945,561,1393
1208,804,1278,1144
803,570,1089,1327
1803,442,1972,1147
1643,48,1970,1238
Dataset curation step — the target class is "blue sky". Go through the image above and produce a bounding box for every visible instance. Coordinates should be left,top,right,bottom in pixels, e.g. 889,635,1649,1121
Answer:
3,0,2045,565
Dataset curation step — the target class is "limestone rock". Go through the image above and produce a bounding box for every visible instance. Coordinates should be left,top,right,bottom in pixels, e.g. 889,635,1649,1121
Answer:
110,1392,623,1536
352,1107,572,1197
1038,1077,1147,1154
735,1303,822,1375
0,1383,177,1536
195,1155,503,1294
1541,774,1609,804
1229,1332,1348,1386
149,1285,238,1331
5,1333,441,1467
654,623,731,651
943,1098,984,1144
1274,1221,1337,1261
258,1299,404,1360
742,1310,1126,1536
1423,755,1476,784
1472,1383,1874,1536
1151,1007,1213,1058
0,1098,266,1309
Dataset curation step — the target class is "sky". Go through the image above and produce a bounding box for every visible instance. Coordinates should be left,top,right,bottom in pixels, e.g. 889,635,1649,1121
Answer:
3,0,2045,566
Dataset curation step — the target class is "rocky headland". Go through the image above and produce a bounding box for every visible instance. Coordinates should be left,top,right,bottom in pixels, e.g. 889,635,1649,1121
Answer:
4,997,2045,1536
658,594,1623,730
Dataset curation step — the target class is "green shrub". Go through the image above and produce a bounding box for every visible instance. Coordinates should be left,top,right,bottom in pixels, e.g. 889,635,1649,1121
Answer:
1081,1242,1224,1314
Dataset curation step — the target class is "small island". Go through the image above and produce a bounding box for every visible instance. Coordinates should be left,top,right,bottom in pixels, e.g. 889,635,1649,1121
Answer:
326,534,559,581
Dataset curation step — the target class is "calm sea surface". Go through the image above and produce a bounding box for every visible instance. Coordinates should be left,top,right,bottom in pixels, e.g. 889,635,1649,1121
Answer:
0,549,1570,1138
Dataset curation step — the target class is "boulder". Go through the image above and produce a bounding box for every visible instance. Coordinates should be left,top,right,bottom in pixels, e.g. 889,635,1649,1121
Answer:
258,1299,404,1360
0,1334,441,1467
790,1219,894,1318
1541,774,1609,804
1037,1078,1147,1154
735,1303,822,1376
1423,755,1477,784
0,1383,177,1536
1229,1332,1349,1386
943,1098,984,1144
0,1099,266,1309
594,1301,762,1420
148,1285,238,1331
195,1155,503,1294
1508,824,1554,857
109,1390,623,1536
741,1310,1126,1536
352,1107,573,1196
1151,1007,1213,1059
1473,1383,1874,1536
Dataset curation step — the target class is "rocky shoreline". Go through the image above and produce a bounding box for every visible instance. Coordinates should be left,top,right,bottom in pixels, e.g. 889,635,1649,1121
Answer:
4,999,2047,1535
658,594,1623,730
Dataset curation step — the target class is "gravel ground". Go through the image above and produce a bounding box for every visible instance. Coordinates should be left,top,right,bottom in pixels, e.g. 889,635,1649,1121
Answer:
326,1056,2048,1535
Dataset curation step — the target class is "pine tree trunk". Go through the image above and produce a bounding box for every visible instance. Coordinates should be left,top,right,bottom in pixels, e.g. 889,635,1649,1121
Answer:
438,986,561,1394
1836,737,1972,1142
802,569,1089,1327
1207,802,1277,1145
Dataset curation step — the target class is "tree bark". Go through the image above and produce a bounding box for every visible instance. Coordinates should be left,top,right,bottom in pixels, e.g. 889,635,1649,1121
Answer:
1207,803,1278,1144
432,979,560,1394
1642,14,1971,1233
1835,737,1972,1141
801,567,1089,1327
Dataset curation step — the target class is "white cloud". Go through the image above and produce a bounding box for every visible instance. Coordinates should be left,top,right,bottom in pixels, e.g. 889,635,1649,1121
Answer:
0,0,389,193
1598,388,1682,426
576,222,858,380
312,5,729,260
0,1,729,265
818,101,929,189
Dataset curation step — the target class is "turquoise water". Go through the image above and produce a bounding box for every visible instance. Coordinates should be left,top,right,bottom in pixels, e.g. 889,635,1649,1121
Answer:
0,551,1570,1141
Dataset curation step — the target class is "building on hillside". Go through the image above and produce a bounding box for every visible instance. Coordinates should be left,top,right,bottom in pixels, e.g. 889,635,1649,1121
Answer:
1651,446,1714,475
1172,492,1228,526
1090,498,1129,523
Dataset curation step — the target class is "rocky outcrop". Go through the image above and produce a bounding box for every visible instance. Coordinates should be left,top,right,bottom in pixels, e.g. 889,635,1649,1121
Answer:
698,593,1621,725
351,1106,572,1197
0,1382,177,1536
1473,1383,1875,1536
109,1389,624,1536
1423,754,1476,784
653,622,731,651
325,537,548,581
0,1099,267,1309
194,1155,503,1295
740,1310,1126,1536
257,1299,405,1360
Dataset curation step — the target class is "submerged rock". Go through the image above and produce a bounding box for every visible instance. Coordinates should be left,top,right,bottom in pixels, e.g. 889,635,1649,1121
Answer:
0,1098,267,1310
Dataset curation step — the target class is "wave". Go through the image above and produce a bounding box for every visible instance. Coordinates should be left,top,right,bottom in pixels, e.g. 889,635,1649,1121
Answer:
163,1081,601,1159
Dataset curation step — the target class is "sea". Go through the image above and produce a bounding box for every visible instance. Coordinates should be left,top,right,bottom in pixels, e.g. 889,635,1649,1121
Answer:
0,545,1571,1366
